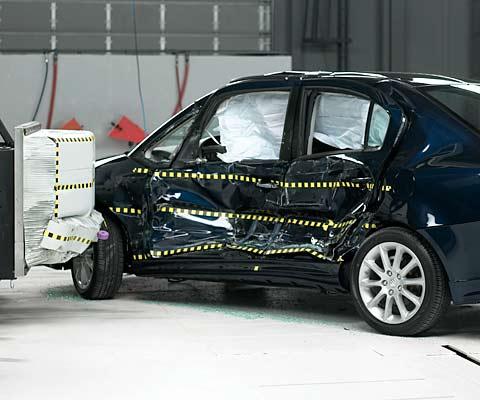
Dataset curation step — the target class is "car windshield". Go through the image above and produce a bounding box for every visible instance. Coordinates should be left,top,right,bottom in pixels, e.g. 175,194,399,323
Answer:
421,84,480,132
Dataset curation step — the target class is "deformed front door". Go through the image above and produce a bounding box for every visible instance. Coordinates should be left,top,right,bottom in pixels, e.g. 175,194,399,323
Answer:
145,86,295,260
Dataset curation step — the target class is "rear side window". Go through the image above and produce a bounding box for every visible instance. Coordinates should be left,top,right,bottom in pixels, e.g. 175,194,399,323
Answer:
421,85,480,132
368,104,390,148
200,91,290,163
307,92,390,154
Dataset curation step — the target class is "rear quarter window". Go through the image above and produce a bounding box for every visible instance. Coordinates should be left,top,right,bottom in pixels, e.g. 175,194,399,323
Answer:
421,85,480,132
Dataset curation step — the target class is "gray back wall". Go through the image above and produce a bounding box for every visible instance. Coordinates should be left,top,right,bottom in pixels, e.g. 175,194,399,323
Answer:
0,0,273,53
273,0,472,79
0,54,291,158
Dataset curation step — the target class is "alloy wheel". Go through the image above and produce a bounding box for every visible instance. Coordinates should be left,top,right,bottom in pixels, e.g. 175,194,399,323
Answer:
358,242,426,325
72,247,94,290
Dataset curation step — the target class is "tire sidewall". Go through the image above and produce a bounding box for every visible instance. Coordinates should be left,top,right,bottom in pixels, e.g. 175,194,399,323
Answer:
350,228,444,336
71,214,124,300
71,242,99,296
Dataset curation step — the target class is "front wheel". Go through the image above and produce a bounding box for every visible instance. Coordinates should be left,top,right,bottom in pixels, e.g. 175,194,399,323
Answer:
71,215,124,299
350,227,450,336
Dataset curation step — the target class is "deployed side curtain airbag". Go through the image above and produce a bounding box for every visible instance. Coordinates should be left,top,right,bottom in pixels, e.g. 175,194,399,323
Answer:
213,92,289,163
368,104,390,147
312,93,370,150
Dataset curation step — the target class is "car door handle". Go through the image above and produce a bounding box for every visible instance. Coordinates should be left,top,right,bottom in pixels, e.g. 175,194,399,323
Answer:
256,181,278,189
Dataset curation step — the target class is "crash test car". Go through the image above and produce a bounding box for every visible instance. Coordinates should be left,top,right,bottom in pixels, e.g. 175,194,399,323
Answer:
70,71,480,336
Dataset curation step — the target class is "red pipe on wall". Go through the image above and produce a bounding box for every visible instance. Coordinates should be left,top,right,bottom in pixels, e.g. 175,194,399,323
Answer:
46,53,58,129
172,54,190,116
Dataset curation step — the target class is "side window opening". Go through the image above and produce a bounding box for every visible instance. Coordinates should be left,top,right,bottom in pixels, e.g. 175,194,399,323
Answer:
368,104,390,148
144,116,195,163
307,92,390,155
308,92,370,154
199,91,290,163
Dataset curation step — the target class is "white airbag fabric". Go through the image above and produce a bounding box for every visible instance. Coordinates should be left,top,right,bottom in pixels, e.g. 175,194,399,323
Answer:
368,104,390,147
23,129,102,267
213,92,289,163
312,93,370,150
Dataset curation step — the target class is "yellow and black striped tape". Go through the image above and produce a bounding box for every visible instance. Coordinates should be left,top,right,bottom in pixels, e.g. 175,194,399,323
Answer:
54,144,60,218
228,244,329,260
157,205,281,222
150,169,258,183
272,180,360,189
366,183,392,192
51,135,95,219
43,230,92,245
149,243,224,258
227,244,264,255
109,206,142,216
269,247,327,259
363,223,377,229
146,242,333,261
133,167,150,174
287,217,355,230
274,180,392,192
55,181,94,191
54,136,95,143
132,253,151,261
265,247,326,258
133,168,392,192
156,205,355,231
110,203,376,232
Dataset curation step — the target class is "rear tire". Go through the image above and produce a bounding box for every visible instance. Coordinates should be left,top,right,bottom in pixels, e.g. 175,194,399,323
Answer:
71,214,124,299
350,227,450,336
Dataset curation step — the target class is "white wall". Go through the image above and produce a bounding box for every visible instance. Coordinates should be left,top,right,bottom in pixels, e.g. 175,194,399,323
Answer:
0,54,291,158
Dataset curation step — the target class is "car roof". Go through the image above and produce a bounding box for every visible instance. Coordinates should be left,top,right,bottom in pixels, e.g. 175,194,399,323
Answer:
229,71,474,88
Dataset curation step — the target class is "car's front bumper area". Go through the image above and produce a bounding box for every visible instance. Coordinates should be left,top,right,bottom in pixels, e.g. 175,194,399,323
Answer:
418,221,480,305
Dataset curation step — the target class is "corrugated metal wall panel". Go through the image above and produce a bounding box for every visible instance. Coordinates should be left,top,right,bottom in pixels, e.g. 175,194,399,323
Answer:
111,3,160,34
0,0,272,53
56,3,106,33
0,1,51,32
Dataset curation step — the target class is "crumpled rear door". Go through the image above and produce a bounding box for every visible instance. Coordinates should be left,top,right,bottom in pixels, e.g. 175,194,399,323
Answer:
272,81,406,261
275,154,378,261
280,156,373,219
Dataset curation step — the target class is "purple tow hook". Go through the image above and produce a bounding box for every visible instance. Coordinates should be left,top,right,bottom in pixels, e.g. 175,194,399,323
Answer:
97,230,110,241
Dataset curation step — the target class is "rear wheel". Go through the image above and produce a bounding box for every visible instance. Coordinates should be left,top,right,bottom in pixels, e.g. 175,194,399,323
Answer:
71,215,124,299
350,227,450,336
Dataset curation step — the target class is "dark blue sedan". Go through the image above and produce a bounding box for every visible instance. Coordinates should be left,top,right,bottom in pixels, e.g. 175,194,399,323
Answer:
71,71,480,336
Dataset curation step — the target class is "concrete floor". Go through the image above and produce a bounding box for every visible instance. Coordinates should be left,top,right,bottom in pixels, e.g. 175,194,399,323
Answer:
0,268,479,400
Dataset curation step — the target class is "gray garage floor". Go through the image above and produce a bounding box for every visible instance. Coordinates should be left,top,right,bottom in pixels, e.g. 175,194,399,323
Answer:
0,267,479,400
